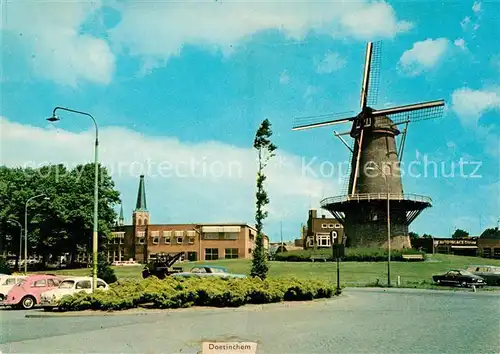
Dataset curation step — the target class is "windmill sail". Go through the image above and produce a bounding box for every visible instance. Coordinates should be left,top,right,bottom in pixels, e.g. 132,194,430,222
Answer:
292,111,355,131
372,100,445,125
366,41,382,107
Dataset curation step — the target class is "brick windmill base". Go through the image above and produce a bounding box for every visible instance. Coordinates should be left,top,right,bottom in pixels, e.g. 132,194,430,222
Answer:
321,194,432,249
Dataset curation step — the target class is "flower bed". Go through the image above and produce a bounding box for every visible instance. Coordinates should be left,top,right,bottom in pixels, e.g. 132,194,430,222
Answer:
57,277,336,311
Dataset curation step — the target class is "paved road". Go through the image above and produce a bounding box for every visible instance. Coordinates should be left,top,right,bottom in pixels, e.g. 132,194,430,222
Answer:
1,288,499,353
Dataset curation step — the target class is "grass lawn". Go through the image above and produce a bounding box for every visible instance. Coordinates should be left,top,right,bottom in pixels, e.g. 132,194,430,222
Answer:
40,254,500,289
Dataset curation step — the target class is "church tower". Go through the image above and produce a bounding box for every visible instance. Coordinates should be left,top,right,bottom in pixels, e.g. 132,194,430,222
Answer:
132,175,149,226
118,204,124,226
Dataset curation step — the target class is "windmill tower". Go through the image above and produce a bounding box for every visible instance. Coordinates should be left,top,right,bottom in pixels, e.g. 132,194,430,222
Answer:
293,42,445,249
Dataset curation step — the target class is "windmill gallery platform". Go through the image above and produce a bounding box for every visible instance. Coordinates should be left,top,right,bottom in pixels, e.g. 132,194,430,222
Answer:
293,41,444,250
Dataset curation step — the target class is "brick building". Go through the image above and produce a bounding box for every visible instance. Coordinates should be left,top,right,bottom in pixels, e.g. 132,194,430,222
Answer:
302,209,345,249
107,175,268,263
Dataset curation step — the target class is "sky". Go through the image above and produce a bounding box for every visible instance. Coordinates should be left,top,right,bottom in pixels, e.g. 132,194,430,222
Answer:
1,0,499,241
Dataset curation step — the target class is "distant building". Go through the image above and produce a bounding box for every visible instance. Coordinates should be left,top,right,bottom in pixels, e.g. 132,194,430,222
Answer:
104,175,268,263
411,237,479,257
477,232,500,259
302,209,345,249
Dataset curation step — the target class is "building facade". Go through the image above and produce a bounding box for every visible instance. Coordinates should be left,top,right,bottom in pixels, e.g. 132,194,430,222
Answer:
107,175,268,263
477,238,500,259
302,209,345,249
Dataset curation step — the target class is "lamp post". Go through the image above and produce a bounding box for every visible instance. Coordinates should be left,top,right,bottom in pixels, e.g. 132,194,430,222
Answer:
47,107,99,291
24,194,49,273
8,220,22,272
367,164,391,287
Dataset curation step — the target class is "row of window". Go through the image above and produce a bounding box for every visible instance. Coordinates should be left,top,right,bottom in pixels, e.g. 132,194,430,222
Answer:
321,223,342,229
205,248,239,260
137,236,196,245
135,230,197,238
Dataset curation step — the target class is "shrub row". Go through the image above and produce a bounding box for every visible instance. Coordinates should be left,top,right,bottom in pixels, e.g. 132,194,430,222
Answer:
274,247,426,262
57,277,336,311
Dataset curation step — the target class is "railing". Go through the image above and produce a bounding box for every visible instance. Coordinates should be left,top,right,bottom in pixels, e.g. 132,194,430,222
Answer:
320,193,432,206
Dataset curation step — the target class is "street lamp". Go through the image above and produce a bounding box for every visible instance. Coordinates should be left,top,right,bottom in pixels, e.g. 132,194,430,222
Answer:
366,164,391,287
24,194,50,273
8,219,22,272
47,106,99,291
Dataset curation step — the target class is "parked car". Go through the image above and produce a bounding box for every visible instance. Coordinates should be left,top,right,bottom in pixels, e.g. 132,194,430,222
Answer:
432,269,485,288
466,265,500,286
2,274,62,309
172,265,247,279
0,275,27,301
112,260,140,266
40,276,109,310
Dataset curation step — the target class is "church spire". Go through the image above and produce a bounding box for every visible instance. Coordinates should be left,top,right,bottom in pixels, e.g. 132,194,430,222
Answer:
135,175,147,211
118,203,124,226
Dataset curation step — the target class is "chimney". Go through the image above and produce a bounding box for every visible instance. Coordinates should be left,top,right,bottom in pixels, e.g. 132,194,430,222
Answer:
322,215,326,219
309,209,317,219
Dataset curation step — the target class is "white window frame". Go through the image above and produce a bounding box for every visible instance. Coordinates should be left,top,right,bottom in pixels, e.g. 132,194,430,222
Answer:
335,224,341,228
321,223,328,228
165,236,171,245
152,237,159,245
176,236,183,244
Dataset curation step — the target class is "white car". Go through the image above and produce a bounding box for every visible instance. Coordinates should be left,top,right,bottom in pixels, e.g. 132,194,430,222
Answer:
40,276,109,309
0,275,27,301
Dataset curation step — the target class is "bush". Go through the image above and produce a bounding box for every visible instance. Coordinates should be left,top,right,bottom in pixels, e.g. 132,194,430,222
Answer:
56,276,336,311
93,253,117,284
274,247,426,262
0,257,12,275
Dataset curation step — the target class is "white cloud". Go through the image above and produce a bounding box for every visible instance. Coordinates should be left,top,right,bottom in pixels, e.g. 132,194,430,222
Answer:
316,52,346,74
454,38,467,50
451,86,500,126
279,70,290,84
109,0,412,70
1,1,115,86
460,16,471,30
0,117,342,235
472,1,482,14
398,38,450,76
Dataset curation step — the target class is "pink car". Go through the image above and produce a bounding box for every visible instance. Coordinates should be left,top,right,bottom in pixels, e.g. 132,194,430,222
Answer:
3,274,62,309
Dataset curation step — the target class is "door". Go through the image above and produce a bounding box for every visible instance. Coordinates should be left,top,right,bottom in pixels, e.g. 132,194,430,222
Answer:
187,252,197,261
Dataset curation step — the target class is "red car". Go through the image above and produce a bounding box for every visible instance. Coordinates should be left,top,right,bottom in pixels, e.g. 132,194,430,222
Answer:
3,274,62,309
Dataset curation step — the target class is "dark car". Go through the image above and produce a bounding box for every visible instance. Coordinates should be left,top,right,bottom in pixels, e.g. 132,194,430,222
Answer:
172,265,247,279
466,265,500,286
432,269,485,288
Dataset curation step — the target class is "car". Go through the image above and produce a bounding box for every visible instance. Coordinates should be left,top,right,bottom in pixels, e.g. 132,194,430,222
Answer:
432,269,485,288
466,265,500,286
40,276,109,310
172,265,247,279
0,275,27,301
2,274,62,309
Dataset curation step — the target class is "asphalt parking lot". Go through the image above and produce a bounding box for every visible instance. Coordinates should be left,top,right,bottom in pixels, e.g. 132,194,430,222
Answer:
1,288,499,353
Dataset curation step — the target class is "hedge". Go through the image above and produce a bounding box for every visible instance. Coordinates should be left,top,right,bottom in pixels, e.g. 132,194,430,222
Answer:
56,277,336,311
274,247,426,262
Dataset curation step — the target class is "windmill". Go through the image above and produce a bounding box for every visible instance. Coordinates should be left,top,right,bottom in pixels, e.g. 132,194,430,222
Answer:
293,42,445,249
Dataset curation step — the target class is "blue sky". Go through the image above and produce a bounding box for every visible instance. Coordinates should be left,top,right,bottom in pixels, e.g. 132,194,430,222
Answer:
1,0,499,241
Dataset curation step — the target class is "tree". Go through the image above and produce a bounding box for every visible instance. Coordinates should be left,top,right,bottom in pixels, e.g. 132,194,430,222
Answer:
480,227,500,240
251,119,277,279
452,229,469,239
409,232,419,241
422,234,433,239
0,164,120,266
94,252,117,284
